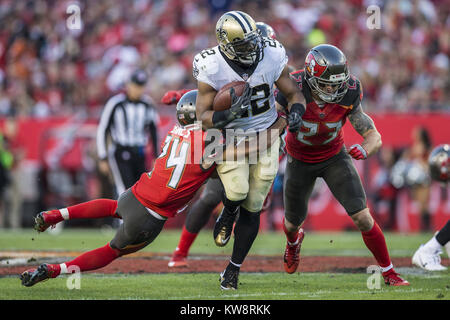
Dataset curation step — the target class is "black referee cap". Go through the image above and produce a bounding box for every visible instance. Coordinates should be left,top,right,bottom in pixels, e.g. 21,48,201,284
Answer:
130,69,148,86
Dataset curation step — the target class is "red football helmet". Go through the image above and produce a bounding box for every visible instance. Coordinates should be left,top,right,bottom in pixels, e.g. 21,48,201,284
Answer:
304,44,350,103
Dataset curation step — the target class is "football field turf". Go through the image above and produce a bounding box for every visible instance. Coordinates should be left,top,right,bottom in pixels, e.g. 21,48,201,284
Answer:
0,228,449,300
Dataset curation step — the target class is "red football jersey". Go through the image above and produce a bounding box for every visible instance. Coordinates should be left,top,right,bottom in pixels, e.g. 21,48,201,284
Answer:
284,70,363,163
132,124,215,218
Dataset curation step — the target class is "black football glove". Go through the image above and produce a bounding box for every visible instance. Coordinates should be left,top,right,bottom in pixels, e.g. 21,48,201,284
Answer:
229,83,252,119
288,103,305,133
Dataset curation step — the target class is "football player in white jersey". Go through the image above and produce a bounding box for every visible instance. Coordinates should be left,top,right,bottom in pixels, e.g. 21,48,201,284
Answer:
194,11,305,290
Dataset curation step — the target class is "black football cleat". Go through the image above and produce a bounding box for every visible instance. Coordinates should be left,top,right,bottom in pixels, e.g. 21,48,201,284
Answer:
20,264,58,287
219,265,240,290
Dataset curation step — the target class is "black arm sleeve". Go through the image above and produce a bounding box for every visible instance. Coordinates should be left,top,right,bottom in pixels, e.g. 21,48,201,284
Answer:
275,90,289,109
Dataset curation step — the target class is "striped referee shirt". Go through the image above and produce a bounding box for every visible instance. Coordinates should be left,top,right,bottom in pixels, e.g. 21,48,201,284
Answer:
97,93,160,160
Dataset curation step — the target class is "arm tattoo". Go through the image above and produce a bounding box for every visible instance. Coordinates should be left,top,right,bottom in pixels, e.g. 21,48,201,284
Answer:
348,107,375,136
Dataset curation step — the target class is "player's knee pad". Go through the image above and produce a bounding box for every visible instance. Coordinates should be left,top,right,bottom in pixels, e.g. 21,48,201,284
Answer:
222,175,249,202
242,196,265,213
110,222,163,256
110,240,149,257
217,163,249,202
242,168,278,213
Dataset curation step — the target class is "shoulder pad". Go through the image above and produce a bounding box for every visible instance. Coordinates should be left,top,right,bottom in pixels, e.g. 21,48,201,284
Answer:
289,69,304,83
262,39,288,81
262,38,286,58
193,48,219,79
340,75,363,107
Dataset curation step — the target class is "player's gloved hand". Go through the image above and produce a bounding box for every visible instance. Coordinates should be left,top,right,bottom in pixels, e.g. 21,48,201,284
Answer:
161,90,181,105
348,144,368,160
288,103,305,132
161,89,191,105
229,83,252,119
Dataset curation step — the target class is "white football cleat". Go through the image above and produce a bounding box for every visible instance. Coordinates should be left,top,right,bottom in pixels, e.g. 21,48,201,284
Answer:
412,245,447,271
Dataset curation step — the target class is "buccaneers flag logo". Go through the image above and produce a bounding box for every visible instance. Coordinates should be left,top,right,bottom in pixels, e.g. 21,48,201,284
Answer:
305,53,326,77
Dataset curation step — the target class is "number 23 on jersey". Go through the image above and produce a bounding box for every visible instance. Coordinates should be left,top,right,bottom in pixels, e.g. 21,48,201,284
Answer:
296,120,343,146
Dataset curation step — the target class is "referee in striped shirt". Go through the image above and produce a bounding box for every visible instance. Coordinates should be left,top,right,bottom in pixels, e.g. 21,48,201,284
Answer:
97,69,159,197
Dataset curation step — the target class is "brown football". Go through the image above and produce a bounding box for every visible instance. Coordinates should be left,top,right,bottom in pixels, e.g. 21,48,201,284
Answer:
212,81,247,111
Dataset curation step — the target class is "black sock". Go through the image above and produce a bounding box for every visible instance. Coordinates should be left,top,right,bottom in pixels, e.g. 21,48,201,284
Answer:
231,207,261,265
435,220,450,246
219,196,243,224
222,196,243,213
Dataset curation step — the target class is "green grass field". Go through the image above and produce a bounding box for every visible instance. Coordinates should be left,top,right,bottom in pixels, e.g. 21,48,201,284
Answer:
0,228,449,301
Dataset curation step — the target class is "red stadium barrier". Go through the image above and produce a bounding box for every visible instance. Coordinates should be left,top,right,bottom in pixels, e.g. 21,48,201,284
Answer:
3,113,448,161
342,113,450,147
1,113,449,232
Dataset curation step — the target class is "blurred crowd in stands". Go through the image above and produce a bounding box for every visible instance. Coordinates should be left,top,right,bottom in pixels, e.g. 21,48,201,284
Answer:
0,0,448,119
0,0,448,229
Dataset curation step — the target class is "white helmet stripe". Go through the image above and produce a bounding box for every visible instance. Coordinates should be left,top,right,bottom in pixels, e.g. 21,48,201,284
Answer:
236,11,254,32
228,11,250,33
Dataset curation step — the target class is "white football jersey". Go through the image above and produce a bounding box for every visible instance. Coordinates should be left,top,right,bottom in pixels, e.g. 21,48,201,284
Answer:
193,38,288,132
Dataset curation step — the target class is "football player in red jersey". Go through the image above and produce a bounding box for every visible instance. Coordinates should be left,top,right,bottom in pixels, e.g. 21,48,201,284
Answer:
20,90,287,287
276,44,409,286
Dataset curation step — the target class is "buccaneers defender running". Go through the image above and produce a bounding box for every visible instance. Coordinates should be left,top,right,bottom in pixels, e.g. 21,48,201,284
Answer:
276,44,409,286
20,90,287,287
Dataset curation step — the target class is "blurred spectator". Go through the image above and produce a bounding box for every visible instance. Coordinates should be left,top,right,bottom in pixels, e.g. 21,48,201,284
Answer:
0,129,13,228
371,146,401,230
0,118,25,228
410,126,434,231
390,126,433,230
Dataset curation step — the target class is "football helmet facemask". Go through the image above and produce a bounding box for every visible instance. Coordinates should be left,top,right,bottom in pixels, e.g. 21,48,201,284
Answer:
256,22,276,39
176,90,197,126
304,44,350,103
428,144,449,183
216,11,262,66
